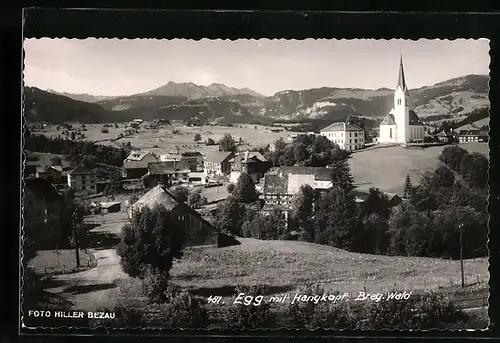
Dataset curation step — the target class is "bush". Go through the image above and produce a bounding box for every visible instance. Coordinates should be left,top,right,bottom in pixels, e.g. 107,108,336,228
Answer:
227,183,235,194
362,290,468,330
288,284,356,329
141,270,182,304
223,285,276,329
145,292,209,328
101,127,109,134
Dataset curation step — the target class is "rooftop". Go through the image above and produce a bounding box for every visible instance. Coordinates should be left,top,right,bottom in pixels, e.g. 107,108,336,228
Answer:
69,166,95,175
320,122,363,132
204,151,233,163
126,151,155,161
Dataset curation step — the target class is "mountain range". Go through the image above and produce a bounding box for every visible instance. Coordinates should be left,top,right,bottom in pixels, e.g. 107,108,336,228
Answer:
25,74,490,126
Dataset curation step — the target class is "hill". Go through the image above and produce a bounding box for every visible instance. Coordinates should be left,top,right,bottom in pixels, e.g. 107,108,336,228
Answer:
46,90,117,103
263,74,490,123
167,237,488,298
24,87,112,123
30,75,489,125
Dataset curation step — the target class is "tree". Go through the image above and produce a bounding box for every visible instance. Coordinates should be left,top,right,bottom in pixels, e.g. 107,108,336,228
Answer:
206,138,216,146
293,143,309,164
170,186,189,203
227,184,235,194
329,159,356,194
291,184,316,242
70,131,76,140
403,174,413,200
218,134,237,152
261,209,287,240
117,205,185,279
439,146,469,172
232,172,258,203
188,190,208,209
216,196,247,236
194,133,202,142
460,152,488,189
361,188,392,221
314,188,358,249
432,165,456,189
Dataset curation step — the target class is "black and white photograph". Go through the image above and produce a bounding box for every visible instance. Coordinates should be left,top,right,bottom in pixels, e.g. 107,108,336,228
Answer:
21,38,490,330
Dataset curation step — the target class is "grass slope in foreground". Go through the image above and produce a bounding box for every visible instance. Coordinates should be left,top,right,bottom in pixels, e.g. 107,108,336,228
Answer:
163,238,488,299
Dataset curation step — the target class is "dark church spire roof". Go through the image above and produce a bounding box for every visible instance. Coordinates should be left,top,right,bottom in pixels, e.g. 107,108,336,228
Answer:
397,55,409,95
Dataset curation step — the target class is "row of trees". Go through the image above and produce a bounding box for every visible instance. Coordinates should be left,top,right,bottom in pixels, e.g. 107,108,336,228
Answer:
24,129,132,167
214,137,488,260
265,134,350,168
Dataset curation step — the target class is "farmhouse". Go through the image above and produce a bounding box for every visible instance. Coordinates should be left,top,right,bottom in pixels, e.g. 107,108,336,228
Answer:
203,151,234,177
67,166,97,194
262,166,333,210
320,122,365,151
143,161,190,188
434,129,458,144
379,56,426,144
129,185,227,247
456,124,488,143
160,151,204,171
123,151,158,179
229,151,271,183
35,165,63,184
24,177,63,248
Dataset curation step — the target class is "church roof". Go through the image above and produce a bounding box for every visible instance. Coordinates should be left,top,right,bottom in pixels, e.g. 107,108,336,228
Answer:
380,114,396,125
409,110,424,126
397,55,410,96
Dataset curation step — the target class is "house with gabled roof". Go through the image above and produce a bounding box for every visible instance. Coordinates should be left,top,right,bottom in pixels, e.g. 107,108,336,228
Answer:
320,122,366,151
67,166,97,194
203,151,234,178
129,185,236,247
123,150,158,179
229,150,271,183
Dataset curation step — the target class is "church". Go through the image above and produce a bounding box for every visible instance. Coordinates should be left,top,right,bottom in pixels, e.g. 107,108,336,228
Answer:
379,56,425,144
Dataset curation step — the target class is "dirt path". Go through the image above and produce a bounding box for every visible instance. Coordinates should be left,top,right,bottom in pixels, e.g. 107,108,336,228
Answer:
47,213,130,311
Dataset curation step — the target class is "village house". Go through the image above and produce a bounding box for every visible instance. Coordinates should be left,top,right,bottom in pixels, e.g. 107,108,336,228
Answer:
160,151,204,171
229,151,271,183
123,151,158,179
188,171,208,186
456,123,488,144
129,185,234,247
261,166,333,216
24,177,63,248
320,122,365,151
143,161,191,188
35,165,63,184
434,129,458,144
203,151,234,178
67,166,97,194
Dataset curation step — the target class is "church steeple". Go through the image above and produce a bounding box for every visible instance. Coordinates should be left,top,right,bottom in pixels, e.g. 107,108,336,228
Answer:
397,55,409,95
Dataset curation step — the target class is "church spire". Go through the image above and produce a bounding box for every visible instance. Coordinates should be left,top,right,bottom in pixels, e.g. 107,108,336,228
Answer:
397,55,409,95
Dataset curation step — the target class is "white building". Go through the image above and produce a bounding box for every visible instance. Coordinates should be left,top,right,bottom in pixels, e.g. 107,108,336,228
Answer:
379,56,425,144
320,122,365,151
67,166,97,194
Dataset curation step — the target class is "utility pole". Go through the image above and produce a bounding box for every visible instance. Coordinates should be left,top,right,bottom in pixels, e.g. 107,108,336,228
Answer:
459,223,465,288
72,208,80,268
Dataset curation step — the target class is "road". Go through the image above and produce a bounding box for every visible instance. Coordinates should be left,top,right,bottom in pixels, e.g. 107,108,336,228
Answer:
47,213,129,311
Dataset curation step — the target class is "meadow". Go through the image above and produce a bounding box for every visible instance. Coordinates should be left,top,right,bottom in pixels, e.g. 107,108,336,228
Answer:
349,143,489,194
117,237,489,310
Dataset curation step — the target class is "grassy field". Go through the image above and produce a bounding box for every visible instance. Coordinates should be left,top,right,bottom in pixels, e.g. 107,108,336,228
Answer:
349,143,489,194
30,249,98,275
39,123,291,156
115,237,488,312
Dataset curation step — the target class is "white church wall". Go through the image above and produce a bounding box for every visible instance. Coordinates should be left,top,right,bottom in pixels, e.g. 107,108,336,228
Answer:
379,125,397,144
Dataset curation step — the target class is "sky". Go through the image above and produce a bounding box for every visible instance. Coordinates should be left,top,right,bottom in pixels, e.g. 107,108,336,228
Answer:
23,38,490,97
